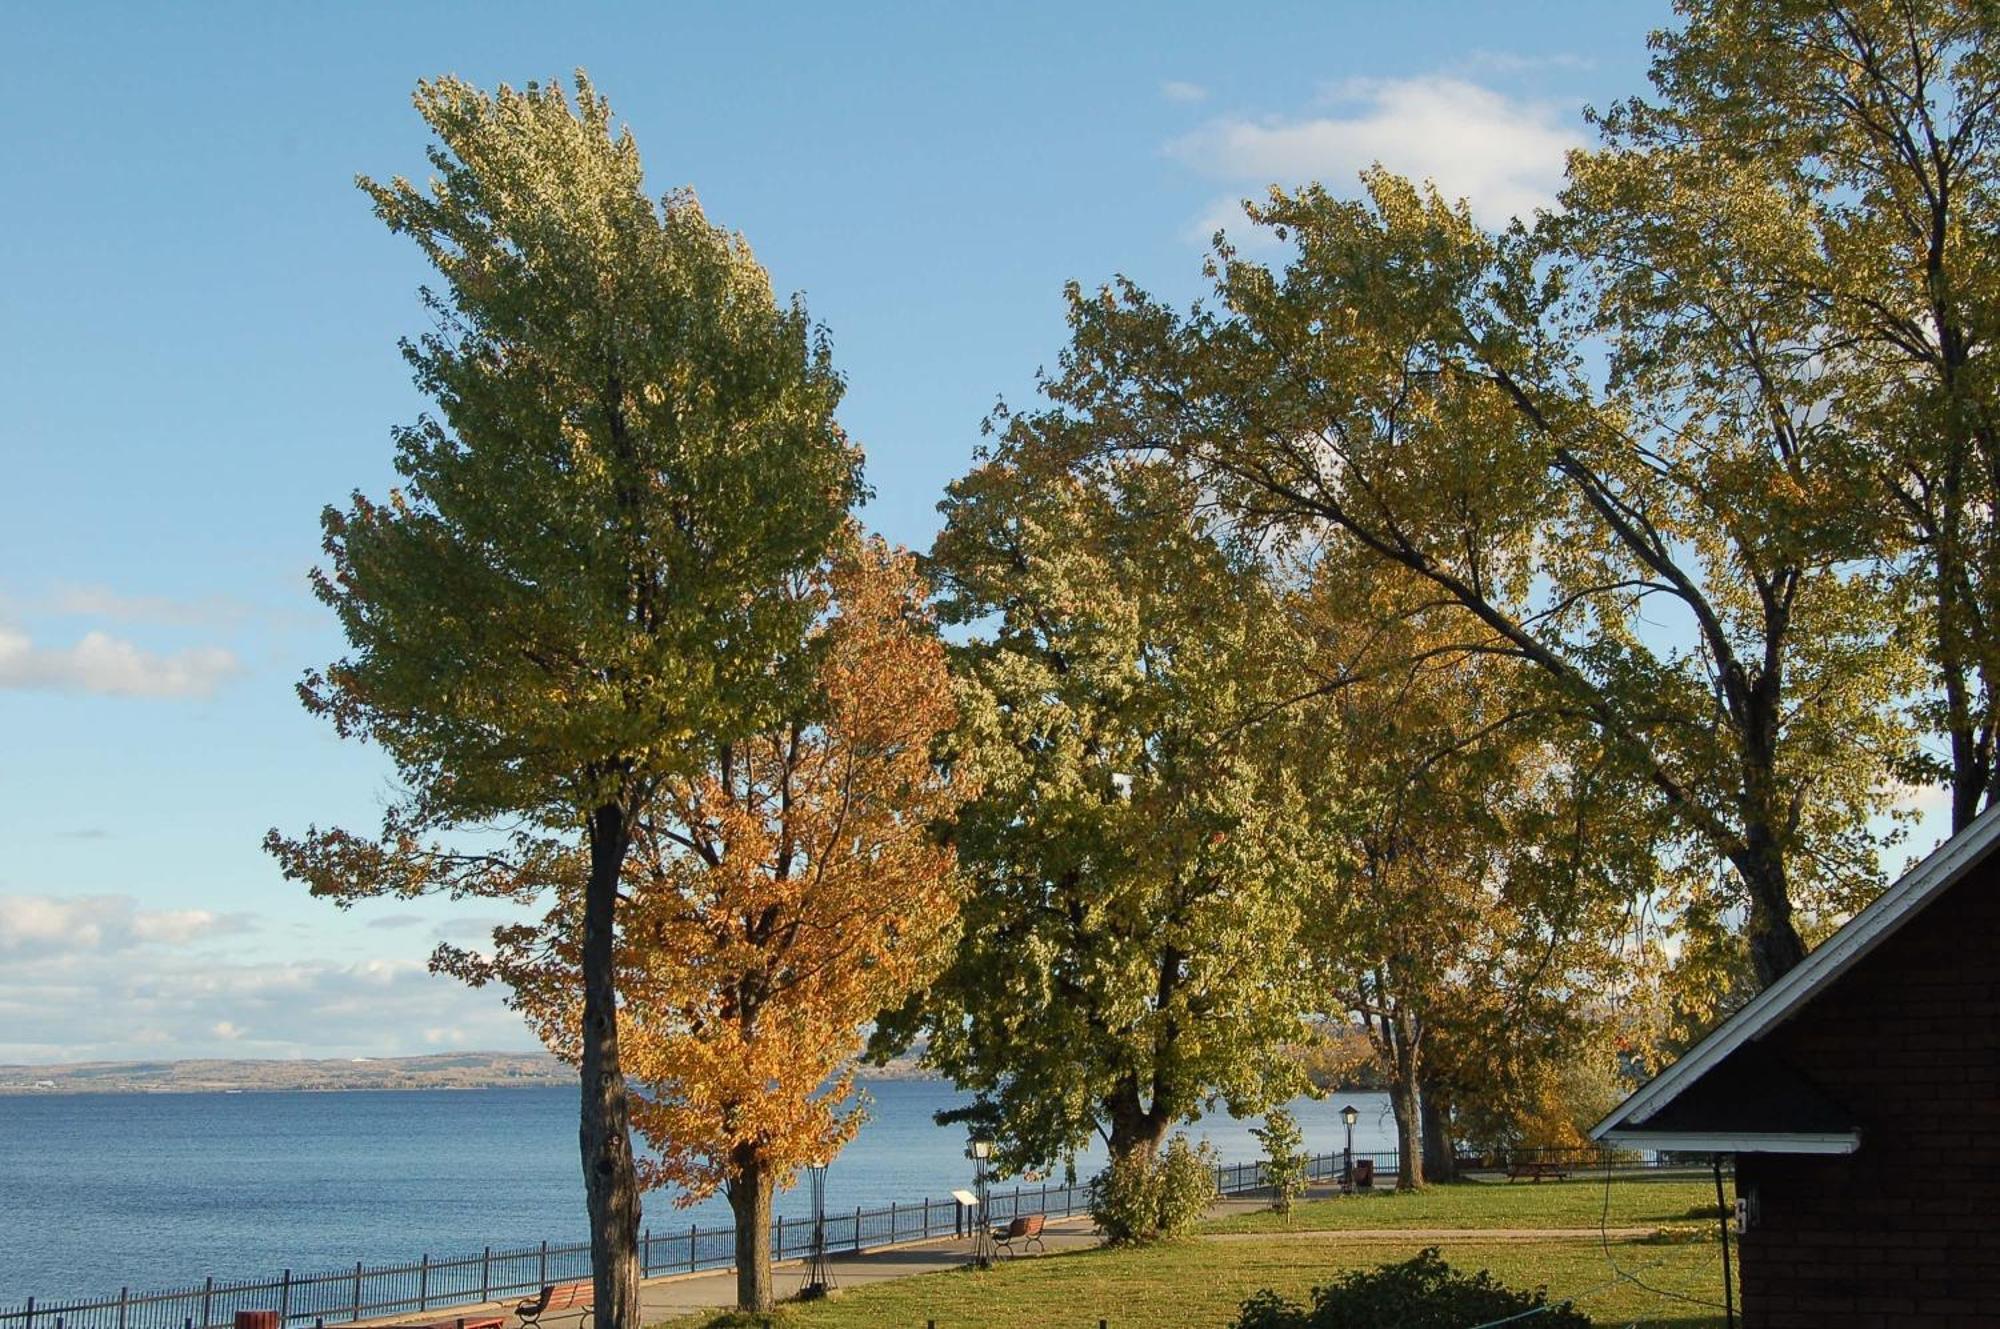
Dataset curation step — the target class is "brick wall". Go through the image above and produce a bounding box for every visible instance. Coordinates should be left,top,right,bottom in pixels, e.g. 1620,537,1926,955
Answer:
1735,858,2000,1328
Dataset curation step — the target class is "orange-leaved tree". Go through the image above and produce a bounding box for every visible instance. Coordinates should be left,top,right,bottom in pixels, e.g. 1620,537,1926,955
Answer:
452,538,967,1313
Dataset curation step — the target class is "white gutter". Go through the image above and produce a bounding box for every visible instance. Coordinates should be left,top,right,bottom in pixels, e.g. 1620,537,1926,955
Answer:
1592,802,2000,1141
1600,1129,1861,1156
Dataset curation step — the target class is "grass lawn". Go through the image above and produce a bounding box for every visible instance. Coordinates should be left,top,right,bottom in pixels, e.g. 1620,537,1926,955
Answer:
649,1232,1737,1329
1203,1171,1729,1235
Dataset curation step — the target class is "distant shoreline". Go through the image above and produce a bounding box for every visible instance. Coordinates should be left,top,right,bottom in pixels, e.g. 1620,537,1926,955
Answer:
0,1050,941,1096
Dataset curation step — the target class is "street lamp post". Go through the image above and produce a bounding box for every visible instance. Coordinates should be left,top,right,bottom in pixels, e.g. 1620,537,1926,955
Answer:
800,1161,834,1299
1340,1104,1359,1196
968,1137,995,1269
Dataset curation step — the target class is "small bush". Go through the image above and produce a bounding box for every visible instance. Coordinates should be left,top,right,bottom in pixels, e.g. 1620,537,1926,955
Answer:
1231,1247,1594,1329
1252,1107,1309,1217
1089,1132,1220,1242
1637,1221,1719,1246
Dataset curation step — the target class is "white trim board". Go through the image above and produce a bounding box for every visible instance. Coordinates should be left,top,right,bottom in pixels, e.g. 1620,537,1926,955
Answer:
1601,1130,1861,1156
1593,801,2000,1141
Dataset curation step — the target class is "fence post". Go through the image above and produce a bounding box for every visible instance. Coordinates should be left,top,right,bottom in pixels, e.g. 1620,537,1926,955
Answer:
279,1269,292,1326
642,1229,651,1278
775,1214,783,1262
538,1242,548,1287
201,1278,213,1329
350,1261,362,1323
118,1288,129,1329
688,1224,697,1275
479,1249,490,1303
417,1255,429,1312
22,1296,31,1329
853,1206,862,1253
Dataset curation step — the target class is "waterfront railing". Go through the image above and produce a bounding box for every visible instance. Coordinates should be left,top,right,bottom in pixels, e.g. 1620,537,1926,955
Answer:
1,1145,1675,1329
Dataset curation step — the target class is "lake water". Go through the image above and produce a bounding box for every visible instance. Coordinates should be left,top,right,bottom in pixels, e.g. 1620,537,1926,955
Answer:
0,1081,1395,1306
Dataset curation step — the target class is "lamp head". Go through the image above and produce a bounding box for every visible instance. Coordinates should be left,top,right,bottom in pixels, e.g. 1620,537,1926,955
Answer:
1340,1104,1359,1127
970,1137,993,1160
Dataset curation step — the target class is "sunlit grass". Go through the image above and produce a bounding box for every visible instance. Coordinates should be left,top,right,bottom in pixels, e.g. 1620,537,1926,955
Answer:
649,1231,1735,1329
1203,1171,1727,1235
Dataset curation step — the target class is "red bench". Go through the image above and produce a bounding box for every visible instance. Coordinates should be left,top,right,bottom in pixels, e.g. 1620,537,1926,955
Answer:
992,1212,1046,1256
514,1281,593,1326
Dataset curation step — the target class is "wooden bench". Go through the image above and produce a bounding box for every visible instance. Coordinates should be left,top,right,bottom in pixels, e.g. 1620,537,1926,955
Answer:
992,1212,1046,1256
1506,1160,1569,1183
514,1280,593,1325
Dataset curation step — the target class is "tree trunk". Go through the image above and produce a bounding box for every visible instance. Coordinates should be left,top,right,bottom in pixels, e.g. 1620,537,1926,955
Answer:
1419,1079,1455,1183
582,804,642,1329
726,1148,776,1313
1104,1080,1172,1167
1372,1002,1423,1192
1936,564,1993,833
1387,1071,1423,1192
1731,831,1806,989
1102,1077,1173,1236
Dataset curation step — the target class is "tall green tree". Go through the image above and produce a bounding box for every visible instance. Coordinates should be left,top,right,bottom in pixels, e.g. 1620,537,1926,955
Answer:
1591,0,2000,832
876,455,1327,1188
438,541,963,1314
264,75,859,1329
1291,559,1656,1186
1026,157,1917,988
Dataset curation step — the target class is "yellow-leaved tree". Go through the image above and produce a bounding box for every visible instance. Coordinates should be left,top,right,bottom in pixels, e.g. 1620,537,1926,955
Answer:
447,538,966,1313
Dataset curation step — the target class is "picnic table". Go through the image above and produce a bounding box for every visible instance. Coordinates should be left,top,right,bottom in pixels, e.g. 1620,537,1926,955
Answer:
1505,1160,1569,1183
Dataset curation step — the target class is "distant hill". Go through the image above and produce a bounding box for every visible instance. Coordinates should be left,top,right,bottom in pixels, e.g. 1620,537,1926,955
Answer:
0,1052,572,1094
0,1049,938,1094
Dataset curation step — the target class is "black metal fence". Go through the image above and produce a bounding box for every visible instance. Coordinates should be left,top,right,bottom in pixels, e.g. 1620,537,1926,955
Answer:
1,1144,1685,1329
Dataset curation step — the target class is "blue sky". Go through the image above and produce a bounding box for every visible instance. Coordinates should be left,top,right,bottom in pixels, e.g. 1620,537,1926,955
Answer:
1,1,1728,1061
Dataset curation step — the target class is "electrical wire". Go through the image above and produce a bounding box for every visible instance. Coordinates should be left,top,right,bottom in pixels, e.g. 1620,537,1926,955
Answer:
1460,1300,1575,1328
1594,1150,1730,1312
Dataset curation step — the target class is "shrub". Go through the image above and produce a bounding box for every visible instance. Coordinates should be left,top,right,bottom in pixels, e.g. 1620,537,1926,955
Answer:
1089,1132,1220,1242
1251,1107,1309,1217
1637,1221,1719,1246
1230,1248,1594,1329
1156,1134,1220,1235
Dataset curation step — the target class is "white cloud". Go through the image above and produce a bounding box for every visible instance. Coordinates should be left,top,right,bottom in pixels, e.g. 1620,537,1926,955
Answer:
0,624,240,698
0,950,537,1062
1161,80,1209,104
48,584,250,628
133,908,241,947
1185,194,1288,251
0,894,252,956
1896,781,1952,820
1462,50,1597,75
1166,75,1583,233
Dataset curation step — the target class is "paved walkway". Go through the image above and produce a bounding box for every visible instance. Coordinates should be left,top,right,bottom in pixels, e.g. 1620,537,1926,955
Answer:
635,1215,1103,1320
380,1178,1639,1325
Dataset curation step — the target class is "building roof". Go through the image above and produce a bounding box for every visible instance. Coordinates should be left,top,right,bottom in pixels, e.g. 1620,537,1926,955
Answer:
1592,800,2000,1154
